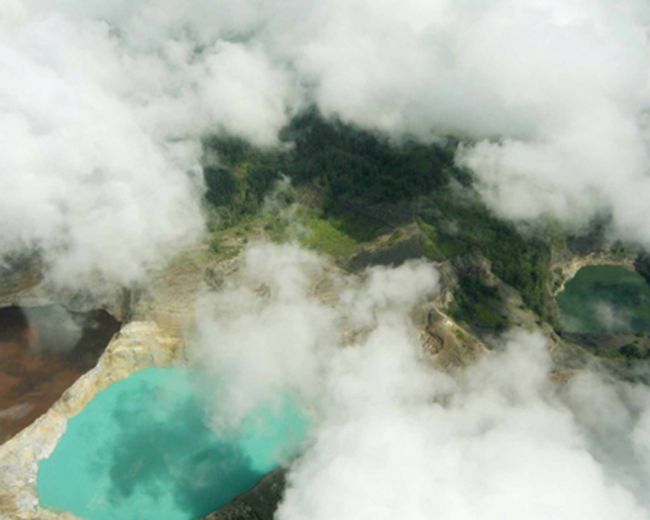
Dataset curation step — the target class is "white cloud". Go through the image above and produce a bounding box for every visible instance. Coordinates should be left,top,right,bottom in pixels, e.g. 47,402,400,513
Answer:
191,242,440,428
0,2,294,288
279,330,650,520
200,42,296,147
191,243,650,519
6,3,650,516
274,0,650,241
6,0,650,287
191,243,339,428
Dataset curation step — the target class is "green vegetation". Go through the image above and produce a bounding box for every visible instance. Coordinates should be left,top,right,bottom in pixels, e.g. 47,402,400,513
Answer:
450,275,507,334
203,136,285,227
619,343,644,360
295,207,385,258
301,217,360,258
415,191,554,323
320,207,387,242
202,110,556,330
282,110,454,204
204,110,457,221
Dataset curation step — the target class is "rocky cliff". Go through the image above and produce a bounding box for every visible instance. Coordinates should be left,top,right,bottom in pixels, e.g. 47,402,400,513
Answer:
203,470,287,520
0,321,183,520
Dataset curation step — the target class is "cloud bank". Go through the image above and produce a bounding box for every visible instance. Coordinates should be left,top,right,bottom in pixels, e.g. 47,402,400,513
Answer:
0,1,294,287
5,3,650,517
193,243,650,519
280,331,650,520
191,242,439,428
4,0,650,288
267,0,650,242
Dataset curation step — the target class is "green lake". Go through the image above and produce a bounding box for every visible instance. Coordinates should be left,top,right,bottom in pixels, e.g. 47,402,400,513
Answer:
556,265,650,334
37,368,308,520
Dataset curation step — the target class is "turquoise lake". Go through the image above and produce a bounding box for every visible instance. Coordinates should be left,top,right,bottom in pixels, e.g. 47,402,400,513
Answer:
37,368,308,520
557,265,650,334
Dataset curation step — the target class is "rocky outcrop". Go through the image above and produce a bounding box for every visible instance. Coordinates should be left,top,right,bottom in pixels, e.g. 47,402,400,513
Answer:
0,256,43,304
549,250,635,296
0,242,241,519
129,250,241,336
203,469,287,520
0,306,120,444
0,321,183,520
0,257,132,324
346,225,428,271
0,236,571,520
419,306,489,368
634,252,650,285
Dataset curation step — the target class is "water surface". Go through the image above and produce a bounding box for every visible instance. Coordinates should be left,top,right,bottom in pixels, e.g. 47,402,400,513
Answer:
38,368,308,520
557,265,650,334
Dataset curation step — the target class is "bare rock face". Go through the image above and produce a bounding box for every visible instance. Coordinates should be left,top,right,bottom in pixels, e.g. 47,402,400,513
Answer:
0,245,228,519
0,321,183,520
0,306,121,444
634,252,650,285
0,256,43,304
549,251,635,296
203,469,287,520
0,265,131,325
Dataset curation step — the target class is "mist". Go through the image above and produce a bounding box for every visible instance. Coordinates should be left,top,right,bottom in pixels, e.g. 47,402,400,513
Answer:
4,2,650,516
0,1,294,288
22,305,81,354
192,243,650,519
5,0,650,291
